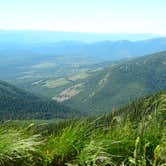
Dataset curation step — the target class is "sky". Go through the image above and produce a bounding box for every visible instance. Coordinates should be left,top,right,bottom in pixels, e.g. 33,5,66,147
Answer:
0,0,166,34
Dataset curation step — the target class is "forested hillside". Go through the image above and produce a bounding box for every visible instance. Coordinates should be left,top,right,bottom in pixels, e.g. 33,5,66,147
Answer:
0,80,78,120
65,51,166,114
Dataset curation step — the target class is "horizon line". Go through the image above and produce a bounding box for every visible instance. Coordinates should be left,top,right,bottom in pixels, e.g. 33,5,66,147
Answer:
0,29,165,36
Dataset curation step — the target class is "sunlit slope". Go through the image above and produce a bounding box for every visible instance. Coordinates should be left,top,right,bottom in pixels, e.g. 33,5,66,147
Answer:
65,51,166,114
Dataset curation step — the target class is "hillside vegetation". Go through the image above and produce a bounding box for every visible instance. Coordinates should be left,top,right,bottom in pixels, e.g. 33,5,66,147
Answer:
0,80,78,120
65,51,166,114
0,91,165,165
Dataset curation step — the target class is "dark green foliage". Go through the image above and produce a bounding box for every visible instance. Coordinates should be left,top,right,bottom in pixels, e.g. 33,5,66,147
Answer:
0,80,79,120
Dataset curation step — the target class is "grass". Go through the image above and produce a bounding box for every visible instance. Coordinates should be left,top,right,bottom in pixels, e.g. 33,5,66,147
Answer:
0,126,45,166
0,92,166,165
44,78,69,88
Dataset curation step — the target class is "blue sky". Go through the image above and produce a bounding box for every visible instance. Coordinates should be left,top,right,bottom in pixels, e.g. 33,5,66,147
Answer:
0,0,166,34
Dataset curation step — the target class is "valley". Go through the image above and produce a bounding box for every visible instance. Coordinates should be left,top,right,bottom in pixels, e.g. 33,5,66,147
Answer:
1,0,166,164
1,35,166,107
0,31,166,166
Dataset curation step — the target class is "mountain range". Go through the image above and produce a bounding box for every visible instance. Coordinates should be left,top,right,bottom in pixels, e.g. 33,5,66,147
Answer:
0,32,166,117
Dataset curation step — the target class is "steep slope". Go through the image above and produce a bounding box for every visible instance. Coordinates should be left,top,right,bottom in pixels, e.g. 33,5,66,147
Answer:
1,91,165,165
103,91,166,122
0,80,78,120
64,51,166,114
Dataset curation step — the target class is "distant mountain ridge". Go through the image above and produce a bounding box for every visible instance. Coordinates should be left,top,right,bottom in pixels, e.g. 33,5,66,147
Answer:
1,36,166,62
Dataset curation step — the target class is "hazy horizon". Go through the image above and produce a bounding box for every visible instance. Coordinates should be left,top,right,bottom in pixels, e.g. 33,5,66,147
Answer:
0,0,166,35
0,30,164,43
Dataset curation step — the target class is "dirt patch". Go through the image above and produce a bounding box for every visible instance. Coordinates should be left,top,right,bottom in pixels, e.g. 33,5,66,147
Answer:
52,83,83,102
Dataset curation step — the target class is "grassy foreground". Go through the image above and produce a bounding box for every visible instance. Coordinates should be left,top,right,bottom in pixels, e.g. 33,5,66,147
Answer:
0,92,166,166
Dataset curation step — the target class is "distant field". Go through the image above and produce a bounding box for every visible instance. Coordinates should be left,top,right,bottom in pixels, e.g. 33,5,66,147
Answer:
44,78,70,88
69,72,89,81
32,62,56,69
3,55,107,99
